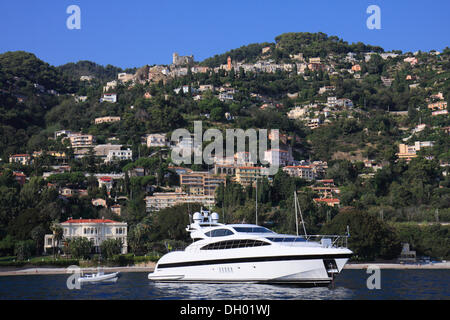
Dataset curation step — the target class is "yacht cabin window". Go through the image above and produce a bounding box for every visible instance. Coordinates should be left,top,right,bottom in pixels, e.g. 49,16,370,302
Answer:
205,229,234,237
201,239,271,250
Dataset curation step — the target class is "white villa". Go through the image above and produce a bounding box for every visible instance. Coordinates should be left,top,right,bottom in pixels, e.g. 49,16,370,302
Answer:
44,218,128,254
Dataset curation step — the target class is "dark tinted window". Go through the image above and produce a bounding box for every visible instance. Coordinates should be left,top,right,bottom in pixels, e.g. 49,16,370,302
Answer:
205,229,234,237
201,239,271,250
233,227,274,234
265,237,306,243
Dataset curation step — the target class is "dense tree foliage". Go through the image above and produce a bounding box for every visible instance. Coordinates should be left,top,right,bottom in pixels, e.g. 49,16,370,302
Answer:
321,209,401,261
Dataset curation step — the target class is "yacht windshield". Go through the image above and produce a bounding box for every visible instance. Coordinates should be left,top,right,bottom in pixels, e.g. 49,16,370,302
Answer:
233,227,274,234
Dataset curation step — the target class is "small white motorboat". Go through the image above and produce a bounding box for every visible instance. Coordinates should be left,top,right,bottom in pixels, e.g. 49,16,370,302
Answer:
77,270,120,284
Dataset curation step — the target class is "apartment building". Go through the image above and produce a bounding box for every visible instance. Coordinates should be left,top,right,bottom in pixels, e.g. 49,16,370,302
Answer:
180,172,226,196
235,167,264,187
69,134,95,148
283,165,316,181
397,141,435,160
327,97,338,107
145,192,215,212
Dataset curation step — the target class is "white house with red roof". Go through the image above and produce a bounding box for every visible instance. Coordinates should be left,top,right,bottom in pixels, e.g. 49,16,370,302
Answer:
98,176,113,191
44,218,128,254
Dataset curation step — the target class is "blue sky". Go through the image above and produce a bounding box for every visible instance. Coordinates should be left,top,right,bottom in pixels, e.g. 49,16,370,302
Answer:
0,0,449,68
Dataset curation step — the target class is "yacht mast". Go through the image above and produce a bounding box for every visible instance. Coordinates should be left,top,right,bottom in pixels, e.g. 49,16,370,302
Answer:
255,178,258,226
294,191,299,236
294,191,308,237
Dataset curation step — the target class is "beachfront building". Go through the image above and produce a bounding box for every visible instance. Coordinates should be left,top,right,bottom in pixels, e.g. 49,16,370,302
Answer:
44,218,128,254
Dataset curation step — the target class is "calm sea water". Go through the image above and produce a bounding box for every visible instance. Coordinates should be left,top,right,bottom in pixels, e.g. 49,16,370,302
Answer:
0,270,448,300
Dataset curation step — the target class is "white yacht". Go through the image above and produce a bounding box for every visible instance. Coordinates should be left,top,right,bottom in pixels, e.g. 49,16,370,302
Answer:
148,210,353,286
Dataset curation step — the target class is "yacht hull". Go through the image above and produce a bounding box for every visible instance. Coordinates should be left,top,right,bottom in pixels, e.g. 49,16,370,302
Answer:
148,249,351,285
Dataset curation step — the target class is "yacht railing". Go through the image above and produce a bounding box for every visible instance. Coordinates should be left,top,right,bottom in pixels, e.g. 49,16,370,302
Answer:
306,235,349,248
264,234,348,248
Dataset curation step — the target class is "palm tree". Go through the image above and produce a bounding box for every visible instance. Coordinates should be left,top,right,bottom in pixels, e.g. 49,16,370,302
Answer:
50,221,63,258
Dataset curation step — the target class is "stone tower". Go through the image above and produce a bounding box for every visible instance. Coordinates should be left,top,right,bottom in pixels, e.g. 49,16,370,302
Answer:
173,53,179,65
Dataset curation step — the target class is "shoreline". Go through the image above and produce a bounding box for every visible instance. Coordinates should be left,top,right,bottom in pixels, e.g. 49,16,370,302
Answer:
1,261,449,276
344,262,450,270
0,263,156,277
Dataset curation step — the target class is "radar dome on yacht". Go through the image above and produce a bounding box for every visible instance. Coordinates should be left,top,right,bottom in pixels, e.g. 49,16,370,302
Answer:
211,212,220,223
193,212,202,223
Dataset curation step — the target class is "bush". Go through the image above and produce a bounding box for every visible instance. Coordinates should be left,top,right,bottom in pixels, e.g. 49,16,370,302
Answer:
395,224,450,260
68,237,93,259
0,236,15,257
110,254,134,266
14,240,34,261
100,238,123,259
